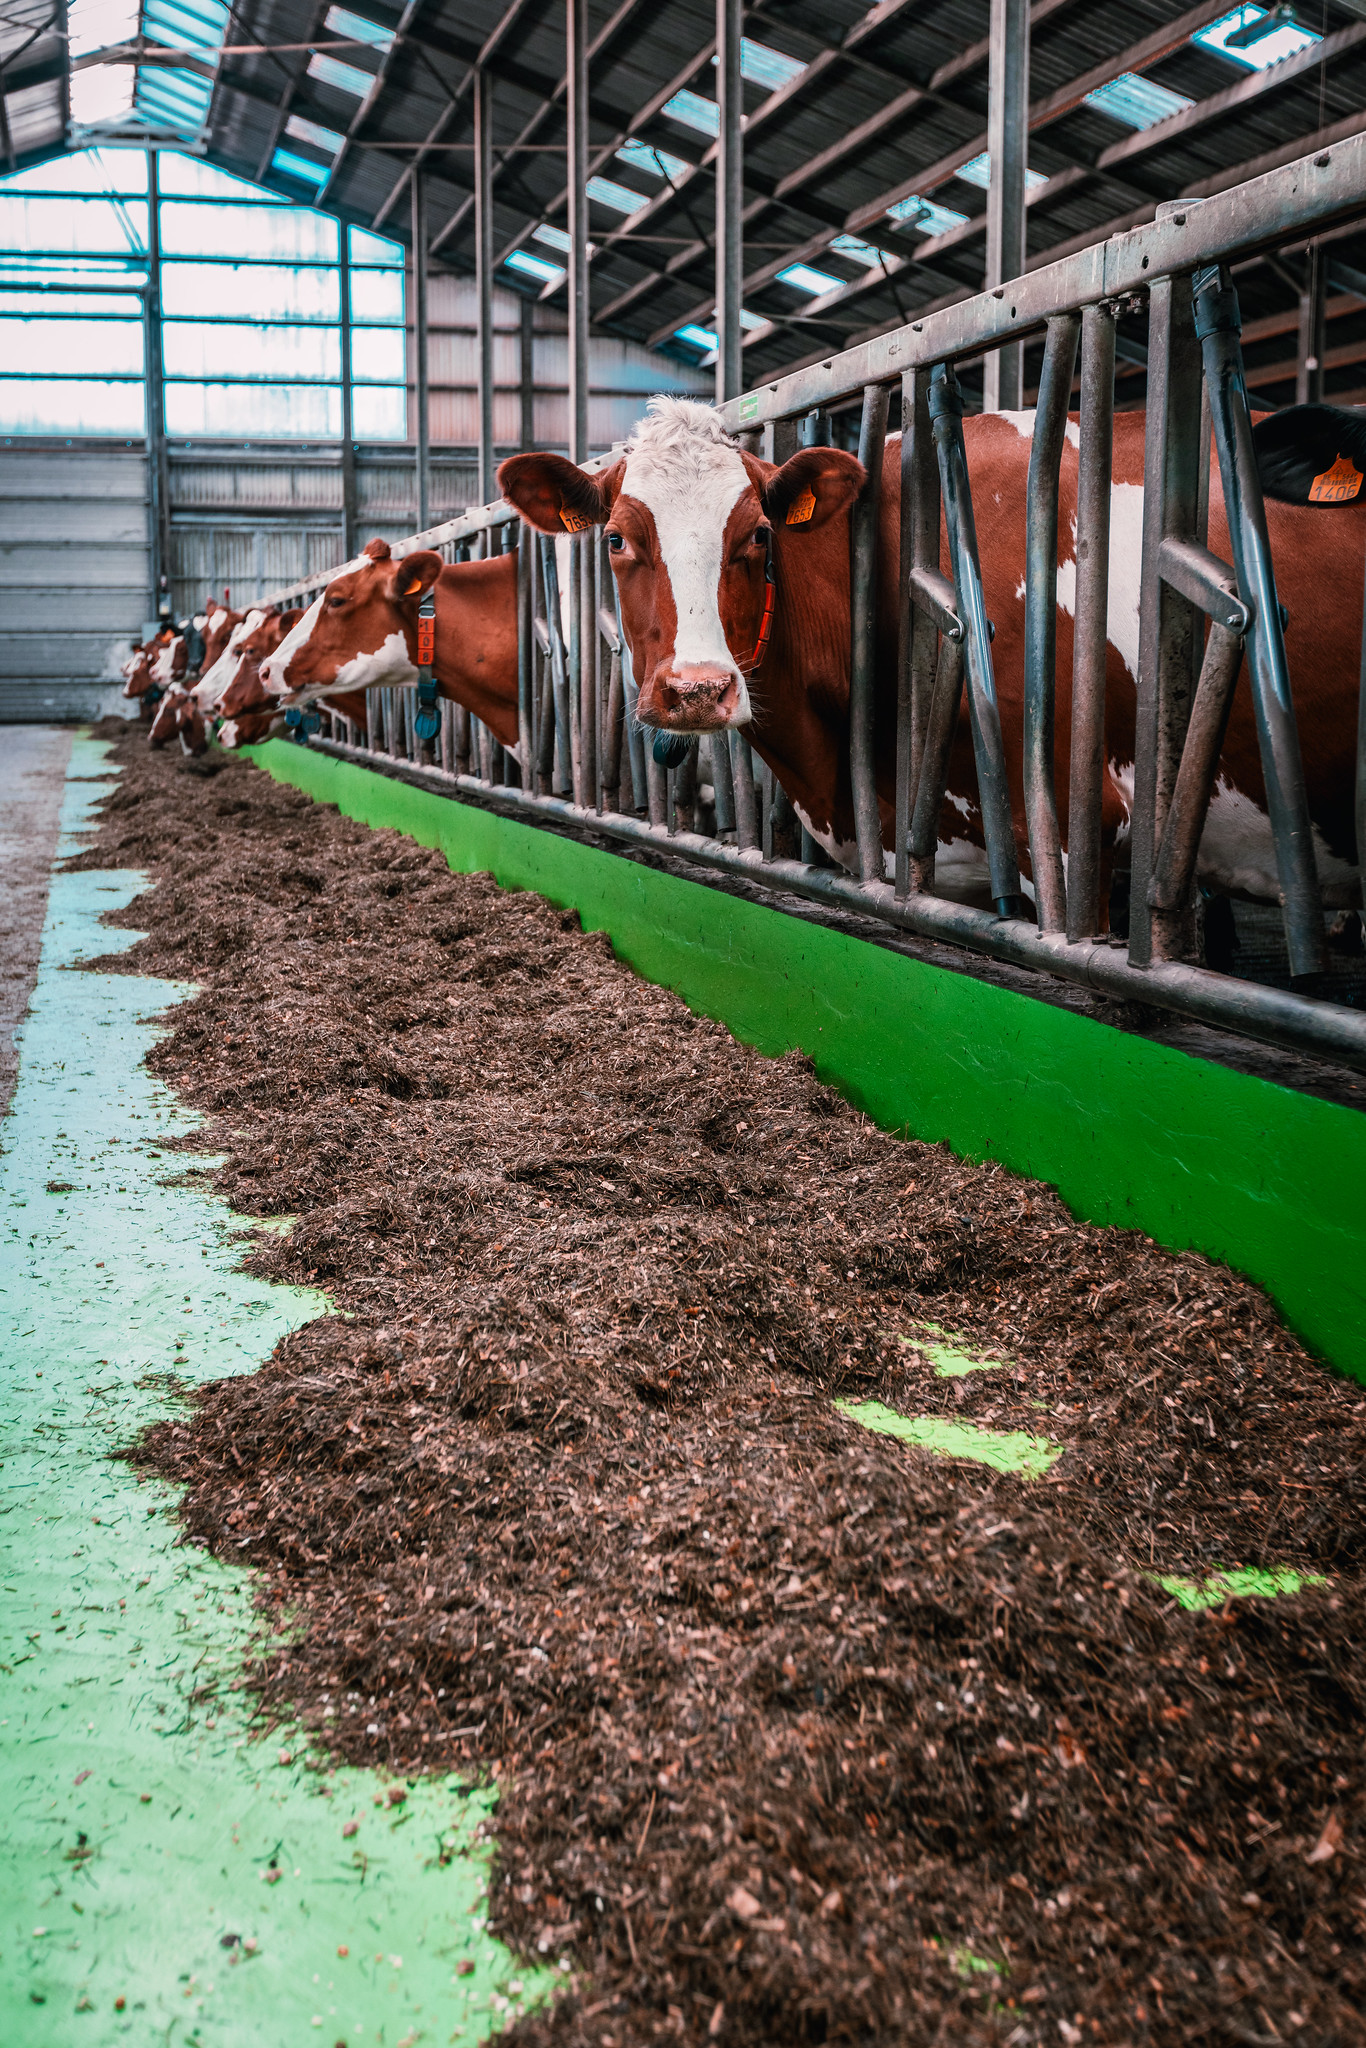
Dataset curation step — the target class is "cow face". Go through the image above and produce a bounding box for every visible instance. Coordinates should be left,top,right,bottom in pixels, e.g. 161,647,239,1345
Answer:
194,610,265,711
498,396,862,733
259,539,445,700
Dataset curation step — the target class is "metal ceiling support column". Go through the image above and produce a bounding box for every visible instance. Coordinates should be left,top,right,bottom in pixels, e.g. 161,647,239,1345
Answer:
520,297,536,450
1296,241,1326,405
412,168,431,532
338,222,358,561
715,0,743,404
143,147,171,621
983,0,1028,412
475,68,496,505
567,0,589,463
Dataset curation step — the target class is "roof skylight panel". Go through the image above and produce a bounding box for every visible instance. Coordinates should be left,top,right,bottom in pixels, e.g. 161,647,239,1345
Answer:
661,89,719,137
954,151,1048,190
308,51,378,97
506,248,565,284
324,6,394,51
886,194,970,236
616,139,690,181
1083,71,1194,129
286,115,345,155
776,261,843,295
585,175,647,214
1194,5,1320,69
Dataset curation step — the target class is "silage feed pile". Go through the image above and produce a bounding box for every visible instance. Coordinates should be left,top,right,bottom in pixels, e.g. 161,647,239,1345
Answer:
75,722,1365,2044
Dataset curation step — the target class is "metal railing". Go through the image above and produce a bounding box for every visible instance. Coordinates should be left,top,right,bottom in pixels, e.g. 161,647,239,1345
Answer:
252,138,1366,1077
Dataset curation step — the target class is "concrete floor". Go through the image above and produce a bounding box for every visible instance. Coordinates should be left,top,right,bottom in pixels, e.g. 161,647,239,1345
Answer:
0,727,75,1125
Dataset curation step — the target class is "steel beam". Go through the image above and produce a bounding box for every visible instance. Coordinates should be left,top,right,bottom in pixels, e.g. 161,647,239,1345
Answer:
567,0,589,461
474,66,495,503
1296,239,1326,404
519,295,535,450
715,0,743,403
338,220,358,560
412,168,431,533
143,148,171,622
983,0,1029,411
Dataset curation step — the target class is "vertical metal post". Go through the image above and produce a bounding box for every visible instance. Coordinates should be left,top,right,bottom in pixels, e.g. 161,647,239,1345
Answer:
474,68,495,505
851,382,890,883
1129,273,1203,966
1296,241,1326,407
983,0,1028,412
729,731,759,850
338,221,358,560
1193,263,1325,980
1358,539,1366,915
516,522,533,786
1066,300,1116,942
411,169,431,531
580,530,598,807
566,0,589,463
901,366,941,897
715,0,743,404
1022,310,1079,932
928,363,1026,916
143,148,171,619
519,296,535,451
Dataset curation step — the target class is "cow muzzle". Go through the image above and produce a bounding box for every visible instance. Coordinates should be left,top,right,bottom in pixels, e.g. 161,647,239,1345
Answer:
643,663,748,731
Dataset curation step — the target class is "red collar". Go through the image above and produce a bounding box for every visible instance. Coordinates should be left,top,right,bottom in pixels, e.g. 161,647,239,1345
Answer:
738,525,776,675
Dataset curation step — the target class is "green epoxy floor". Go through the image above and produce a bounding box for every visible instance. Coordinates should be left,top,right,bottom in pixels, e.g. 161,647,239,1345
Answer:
0,740,547,2046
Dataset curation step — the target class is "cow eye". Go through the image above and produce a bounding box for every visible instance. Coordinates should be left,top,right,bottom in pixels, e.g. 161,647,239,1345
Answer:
751,526,771,549
606,531,625,553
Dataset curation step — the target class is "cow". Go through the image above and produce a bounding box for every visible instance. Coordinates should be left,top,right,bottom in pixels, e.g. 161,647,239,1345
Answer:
148,680,208,755
257,539,521,754
497,394,1362,919
195,609,266,714
212,610,303,747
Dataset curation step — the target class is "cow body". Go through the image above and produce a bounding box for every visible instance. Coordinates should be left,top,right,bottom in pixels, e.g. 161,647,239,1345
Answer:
259,541,521,751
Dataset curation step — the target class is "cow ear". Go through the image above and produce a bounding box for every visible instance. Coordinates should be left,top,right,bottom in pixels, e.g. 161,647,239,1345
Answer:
761,447,865,529
391,550,444,601
498,452,616,534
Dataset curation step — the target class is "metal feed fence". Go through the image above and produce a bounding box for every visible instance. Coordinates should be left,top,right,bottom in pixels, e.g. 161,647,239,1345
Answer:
254,139,1366,1078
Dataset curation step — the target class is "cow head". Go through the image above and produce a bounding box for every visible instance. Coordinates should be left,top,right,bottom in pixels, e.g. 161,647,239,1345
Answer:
498,396,863,732
148,682,206,754
217,610,300,717
199,605,244,675
194,609,265,711
259,539,445,700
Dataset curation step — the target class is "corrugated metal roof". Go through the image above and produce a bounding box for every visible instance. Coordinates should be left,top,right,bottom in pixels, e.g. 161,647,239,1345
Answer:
17,0,1366,405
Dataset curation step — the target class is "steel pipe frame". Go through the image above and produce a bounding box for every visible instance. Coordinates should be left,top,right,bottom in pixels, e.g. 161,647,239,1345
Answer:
1065,299,1115,944
928,362,1026,918
850,382,890,883
715,0,743,405
411,167,431,535
1022,311,1079,933
566,0,590,466
1192,262,1326,981
473,66,496,506
246,141,1366,1068
983,0,1028,413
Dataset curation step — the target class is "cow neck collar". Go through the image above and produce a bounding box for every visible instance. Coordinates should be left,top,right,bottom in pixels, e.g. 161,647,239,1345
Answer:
413,588,441,742
737,522,776,675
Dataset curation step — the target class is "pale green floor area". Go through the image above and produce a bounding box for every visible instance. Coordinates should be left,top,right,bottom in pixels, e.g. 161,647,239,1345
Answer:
0,740,549,2047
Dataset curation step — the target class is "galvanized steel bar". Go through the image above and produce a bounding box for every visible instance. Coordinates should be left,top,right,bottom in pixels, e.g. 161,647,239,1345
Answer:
983,0,1029,412
1066,300,1116,943
729,730,759,852
566,0,589,465
515,525,533,787
538,534,572,794
899,366,939,899
715,0,743,404
1359,542,1366,917
411,169,431,534
1149,621,1246,917
851,381,890,884
473,68,496,506
1130,273,1204,967
709,731,736,836
928,363,1025,917
1192,263,1326,981
1023,311,1079,933
908,636,967,885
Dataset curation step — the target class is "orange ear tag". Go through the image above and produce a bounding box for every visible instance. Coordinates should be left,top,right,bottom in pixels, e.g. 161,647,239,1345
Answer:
785,487,817,526
1308,453,1363,504
559,501,593,532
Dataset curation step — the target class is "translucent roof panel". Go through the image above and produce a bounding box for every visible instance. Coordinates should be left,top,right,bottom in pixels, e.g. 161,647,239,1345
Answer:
1084,72,1194,130
954,152,1048,191
0,376,145,435
1194,5,1320,69
157,152,283,202
307,51,375,97
159,199,338,261
349,226,403,266
272,149,330,188
662,89,719,137
161,259,340,322
0,149,148,197
324,5,393,51
162,319,341,381
616,140,689,182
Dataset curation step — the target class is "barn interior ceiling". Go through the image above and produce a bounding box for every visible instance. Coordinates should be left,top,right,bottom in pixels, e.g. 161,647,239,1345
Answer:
9,0,1366,404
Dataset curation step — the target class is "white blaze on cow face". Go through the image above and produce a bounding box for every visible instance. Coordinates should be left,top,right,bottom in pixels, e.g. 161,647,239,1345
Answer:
615,399,755,728
196,609,264,709
258,594,324,695
152,636,181,686
327,630,417,697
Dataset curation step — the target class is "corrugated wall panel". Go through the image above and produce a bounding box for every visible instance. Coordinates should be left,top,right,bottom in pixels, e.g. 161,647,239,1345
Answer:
0,444,147,721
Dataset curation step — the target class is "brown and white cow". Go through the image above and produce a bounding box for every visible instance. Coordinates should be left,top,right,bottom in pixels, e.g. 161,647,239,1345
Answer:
148,680,208,755
499,394,1362,913
195,608,265,714
213,609,302,747
257,539,521,751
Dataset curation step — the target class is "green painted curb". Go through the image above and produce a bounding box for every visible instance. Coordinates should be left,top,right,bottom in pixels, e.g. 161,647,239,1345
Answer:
0,740,551,2046
244,741,1366,1385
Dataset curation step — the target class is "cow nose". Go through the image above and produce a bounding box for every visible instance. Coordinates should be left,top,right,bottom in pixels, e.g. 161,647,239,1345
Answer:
651,664,742,730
